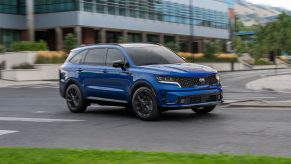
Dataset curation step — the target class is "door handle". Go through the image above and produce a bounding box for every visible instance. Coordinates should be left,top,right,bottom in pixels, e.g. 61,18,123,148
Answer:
76,68,83,72
103,69,108,73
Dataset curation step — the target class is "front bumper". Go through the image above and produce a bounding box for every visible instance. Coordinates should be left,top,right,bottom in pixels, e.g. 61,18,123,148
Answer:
159,88,223,109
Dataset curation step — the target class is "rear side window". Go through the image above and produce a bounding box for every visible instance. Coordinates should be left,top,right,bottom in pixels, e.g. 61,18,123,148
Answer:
69,50,88,64
106,49,125,66
84,48,107,65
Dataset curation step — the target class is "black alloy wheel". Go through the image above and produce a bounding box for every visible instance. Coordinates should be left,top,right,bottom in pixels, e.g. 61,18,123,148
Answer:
132,87,161,121
66,84,87,113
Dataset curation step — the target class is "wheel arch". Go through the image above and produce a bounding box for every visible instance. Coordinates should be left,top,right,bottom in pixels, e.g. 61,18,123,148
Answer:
63,78,83,97
129,80,157,103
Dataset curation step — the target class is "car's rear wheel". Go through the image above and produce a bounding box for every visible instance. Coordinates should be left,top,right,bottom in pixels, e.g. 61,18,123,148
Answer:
132,87,161,121
66,84,87,113
192,105,216,114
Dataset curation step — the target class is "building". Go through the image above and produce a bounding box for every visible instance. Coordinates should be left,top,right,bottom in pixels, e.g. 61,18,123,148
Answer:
0,0,231,52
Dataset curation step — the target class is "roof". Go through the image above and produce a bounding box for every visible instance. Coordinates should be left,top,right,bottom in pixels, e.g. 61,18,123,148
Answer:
71,43,159,52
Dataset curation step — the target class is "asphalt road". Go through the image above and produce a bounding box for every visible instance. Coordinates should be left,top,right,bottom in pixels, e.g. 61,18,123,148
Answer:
0,69,291,156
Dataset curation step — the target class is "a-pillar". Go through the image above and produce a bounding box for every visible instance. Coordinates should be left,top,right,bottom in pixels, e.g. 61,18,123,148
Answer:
74,26,82,46
142,32,147,43
55,27,63,51
159,34,164,44
100,28,106,43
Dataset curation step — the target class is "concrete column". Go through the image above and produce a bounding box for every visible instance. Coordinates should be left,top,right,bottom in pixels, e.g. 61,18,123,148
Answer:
122,30,128,43
74,26,82,46
198,41,203,53
26,0,34,41
159,34,164,44
122,30,128,39
55,27,63,51
92,1,96,13
175,35,180,44
142,32,147,43
100,28,106,43
79,0,84,11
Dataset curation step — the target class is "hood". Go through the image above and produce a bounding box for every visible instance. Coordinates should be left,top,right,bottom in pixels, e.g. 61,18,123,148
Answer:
139,63,217,76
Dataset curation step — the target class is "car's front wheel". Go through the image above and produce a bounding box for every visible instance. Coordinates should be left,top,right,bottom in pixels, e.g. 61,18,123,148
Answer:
132,87,161,121
66,84,87,113
192,105,216,114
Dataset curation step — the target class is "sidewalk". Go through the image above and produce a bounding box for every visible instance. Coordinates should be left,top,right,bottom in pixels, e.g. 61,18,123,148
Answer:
246,74,291,92
0,80,58,88
225,74,291,108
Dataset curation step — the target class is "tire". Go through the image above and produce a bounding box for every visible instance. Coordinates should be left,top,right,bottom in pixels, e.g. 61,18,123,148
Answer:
131,87,161,121
192,105,216,114
65,84,87,113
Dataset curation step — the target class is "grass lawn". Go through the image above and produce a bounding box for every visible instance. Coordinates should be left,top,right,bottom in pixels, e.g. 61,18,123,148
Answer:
0,148,290,164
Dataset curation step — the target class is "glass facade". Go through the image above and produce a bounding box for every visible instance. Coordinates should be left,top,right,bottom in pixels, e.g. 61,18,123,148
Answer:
0,0,24,15
0,0,229,30
81,0,229,29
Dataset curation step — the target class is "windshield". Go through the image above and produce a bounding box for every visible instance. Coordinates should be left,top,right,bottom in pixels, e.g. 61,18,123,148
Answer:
125,46,185,66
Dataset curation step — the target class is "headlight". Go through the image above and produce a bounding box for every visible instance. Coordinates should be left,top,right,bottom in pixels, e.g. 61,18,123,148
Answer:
216,74,220,83
156,76,178,82
156,76,181,87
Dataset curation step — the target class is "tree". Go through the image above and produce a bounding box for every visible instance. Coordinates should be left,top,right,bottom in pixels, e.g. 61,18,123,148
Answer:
64,33,78,53
164,42,180,53
203,41,223,58
255,13,291,57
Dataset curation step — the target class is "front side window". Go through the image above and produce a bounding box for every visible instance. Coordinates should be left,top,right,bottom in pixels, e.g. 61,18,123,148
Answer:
125,46,185,66
84,48,107,65
106,48,125,66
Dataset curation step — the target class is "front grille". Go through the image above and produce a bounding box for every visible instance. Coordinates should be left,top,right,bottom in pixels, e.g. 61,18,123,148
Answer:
180,94,222,105
177,75,218,88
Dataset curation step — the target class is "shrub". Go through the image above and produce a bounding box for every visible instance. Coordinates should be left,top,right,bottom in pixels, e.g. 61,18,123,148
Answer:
186,57,238,63
178,52,205,59
12,63,35,69
254,59,272,65
10,40,48,52
0,44,4,53
35,51,67,64
118,36,128,43
64,33,78,53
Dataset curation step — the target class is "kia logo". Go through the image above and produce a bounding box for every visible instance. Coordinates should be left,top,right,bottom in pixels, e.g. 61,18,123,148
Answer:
199,78,206,84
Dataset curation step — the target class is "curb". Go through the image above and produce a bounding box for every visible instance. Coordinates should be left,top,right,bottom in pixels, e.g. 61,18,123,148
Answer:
219,67,290,73
225,104,291,108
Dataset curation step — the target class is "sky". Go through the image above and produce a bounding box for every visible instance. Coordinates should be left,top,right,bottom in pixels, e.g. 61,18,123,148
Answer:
246,0,291,10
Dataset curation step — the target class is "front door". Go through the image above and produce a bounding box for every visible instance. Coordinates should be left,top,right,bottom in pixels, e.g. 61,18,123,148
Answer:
102,48,133,102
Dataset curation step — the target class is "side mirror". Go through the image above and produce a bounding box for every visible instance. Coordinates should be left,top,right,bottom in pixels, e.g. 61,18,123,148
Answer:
113,60,125,68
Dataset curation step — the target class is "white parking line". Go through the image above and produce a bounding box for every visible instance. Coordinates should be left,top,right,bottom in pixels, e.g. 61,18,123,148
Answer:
0,117,85,123
0,130,18,136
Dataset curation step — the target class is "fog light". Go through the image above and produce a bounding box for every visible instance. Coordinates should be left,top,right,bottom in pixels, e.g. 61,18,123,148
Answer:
180,98,185,104
218,94,222,100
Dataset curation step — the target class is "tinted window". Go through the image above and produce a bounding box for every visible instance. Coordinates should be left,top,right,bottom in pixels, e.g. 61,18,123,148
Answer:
69,50,87,64
125,46,185,66
106,49,125,66
84,48,107,65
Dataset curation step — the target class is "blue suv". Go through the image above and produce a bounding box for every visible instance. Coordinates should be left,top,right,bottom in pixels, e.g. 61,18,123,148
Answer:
60,43,223,120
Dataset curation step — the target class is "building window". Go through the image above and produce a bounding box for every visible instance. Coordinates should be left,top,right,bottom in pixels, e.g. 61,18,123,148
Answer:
0,29,21,48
